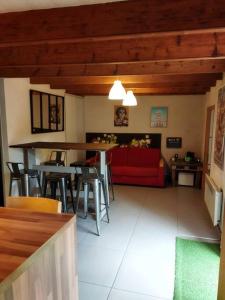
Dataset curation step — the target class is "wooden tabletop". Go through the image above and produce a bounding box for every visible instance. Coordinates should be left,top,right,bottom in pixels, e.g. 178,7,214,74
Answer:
0,207,74,283
10,141,118,151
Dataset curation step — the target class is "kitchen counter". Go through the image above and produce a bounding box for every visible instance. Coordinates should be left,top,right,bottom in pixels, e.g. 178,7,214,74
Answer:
0,207,78,300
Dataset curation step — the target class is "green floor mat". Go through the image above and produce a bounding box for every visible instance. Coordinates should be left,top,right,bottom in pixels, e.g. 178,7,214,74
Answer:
174,238,220,300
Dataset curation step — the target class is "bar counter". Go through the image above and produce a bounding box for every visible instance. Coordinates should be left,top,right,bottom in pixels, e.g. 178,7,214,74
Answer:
0,207,78,300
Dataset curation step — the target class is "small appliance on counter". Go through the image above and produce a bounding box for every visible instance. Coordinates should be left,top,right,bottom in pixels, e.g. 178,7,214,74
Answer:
184,151,195,162
171,153,179,162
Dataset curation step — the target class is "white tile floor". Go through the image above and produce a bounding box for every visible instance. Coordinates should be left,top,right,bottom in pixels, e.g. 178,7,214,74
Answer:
77,185,220,300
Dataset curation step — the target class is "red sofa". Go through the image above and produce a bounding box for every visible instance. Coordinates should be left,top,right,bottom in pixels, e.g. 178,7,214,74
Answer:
110,147,165,187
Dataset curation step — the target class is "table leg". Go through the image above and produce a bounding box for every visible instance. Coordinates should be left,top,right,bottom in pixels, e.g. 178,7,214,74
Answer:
22,173,29,196
171,168,176,186
22,148,37,196
99,151,109,218
23,148,36,170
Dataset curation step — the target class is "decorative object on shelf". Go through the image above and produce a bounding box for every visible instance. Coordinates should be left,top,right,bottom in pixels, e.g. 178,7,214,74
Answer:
130,138,151,148
167,137,182,148
171,154,179,162
151,106,168,128
114,105,129,127
108,80,126,100
30,90,64,134
86,132,161,158
92,133,118,144
214,86,225,170
123,91,137,106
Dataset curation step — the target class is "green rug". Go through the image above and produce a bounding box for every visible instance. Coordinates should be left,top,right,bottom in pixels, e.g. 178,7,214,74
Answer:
174,238,220,300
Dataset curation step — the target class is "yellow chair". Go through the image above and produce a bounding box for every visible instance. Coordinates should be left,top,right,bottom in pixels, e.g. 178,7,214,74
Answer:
6,196,62,213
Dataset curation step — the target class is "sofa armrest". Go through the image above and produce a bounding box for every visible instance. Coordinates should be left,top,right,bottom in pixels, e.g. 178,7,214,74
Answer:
159,158,164,168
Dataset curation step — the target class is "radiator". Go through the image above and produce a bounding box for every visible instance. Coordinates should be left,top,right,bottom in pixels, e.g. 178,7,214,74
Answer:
204,174,222,227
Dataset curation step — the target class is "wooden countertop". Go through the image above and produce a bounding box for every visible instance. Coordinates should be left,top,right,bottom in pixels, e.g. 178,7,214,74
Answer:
0,207,74,284
10,141,118,151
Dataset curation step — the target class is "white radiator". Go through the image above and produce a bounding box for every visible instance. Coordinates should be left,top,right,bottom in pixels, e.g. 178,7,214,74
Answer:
204,174,222,227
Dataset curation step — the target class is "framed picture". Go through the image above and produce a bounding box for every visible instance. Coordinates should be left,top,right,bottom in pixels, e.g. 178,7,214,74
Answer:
151,107,168,128
214,87,225,169
167,137,182,148
50,104,60,124
30,90,64,134
114,105,129,127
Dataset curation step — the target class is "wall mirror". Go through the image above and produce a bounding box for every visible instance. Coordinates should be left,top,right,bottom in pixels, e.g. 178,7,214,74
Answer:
30,90,64,134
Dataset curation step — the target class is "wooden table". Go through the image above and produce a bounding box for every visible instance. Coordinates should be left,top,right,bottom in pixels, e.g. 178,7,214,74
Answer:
0,207,78,300
10,141,117,167
10,142,117,213
169,159,203,188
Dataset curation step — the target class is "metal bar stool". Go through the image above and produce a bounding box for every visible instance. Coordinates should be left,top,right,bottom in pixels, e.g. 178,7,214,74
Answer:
75,166,109,236
7,162,42,196
88,152,115,202
43,172,75,213
42,151,76,213
43,150,66,166
106,151,115,201
42,150,66,188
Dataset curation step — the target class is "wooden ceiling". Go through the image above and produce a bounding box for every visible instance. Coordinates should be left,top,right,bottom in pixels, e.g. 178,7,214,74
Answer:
1,0,225,95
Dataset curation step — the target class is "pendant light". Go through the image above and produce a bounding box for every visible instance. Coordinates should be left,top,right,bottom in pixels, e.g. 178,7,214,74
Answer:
108,80,126,100
123,90,137,106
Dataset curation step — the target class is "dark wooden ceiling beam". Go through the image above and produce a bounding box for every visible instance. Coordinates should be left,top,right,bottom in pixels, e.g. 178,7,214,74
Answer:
31,73,221,85
1,0,225,45
51,82,213,89
0,1,224,96
1,59,224,78
1,32,225,66
66,86,208,96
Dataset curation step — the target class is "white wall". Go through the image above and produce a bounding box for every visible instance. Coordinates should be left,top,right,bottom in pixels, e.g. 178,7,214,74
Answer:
3,78,85,192
65,93,85,164
84,95,205,161
203,74,225,191
4,78,66,163
4,78,85,163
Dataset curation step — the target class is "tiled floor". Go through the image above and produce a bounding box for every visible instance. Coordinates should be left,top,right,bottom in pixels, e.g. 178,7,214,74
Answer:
77,185,220,300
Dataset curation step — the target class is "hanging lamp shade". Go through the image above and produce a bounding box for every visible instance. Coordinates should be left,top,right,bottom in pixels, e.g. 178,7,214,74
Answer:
122,91,137,106
108,80,126,100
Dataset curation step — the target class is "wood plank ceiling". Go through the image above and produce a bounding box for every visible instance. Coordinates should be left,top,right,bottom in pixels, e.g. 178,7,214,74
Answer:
1,0,225,95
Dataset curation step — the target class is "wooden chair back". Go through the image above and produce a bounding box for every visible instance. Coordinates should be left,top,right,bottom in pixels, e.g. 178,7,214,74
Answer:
6,196,62,213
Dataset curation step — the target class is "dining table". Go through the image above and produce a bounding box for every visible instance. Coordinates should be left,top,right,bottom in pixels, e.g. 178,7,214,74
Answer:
10,142,118,216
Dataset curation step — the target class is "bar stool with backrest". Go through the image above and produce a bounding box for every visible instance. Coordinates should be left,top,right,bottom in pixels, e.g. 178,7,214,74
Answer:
43,150,66,166
87,151,115,202
106,151,115,201
7,162,42,196
42,150,75,213
43,172,75,213
75,166,109,236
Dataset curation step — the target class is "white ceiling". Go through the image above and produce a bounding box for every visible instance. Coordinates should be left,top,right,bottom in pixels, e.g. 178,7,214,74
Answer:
0,0,125,13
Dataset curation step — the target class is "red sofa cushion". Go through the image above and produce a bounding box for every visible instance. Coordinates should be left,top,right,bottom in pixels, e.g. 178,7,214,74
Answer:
127,148,160,167
112,166,159,177
111,147,128,166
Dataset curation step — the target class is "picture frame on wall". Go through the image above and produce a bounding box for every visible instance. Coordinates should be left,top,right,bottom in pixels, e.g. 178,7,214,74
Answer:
166,137,182,148
114,105,129,127
151,107,168,128
214,87,225,170
30,90,64,134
